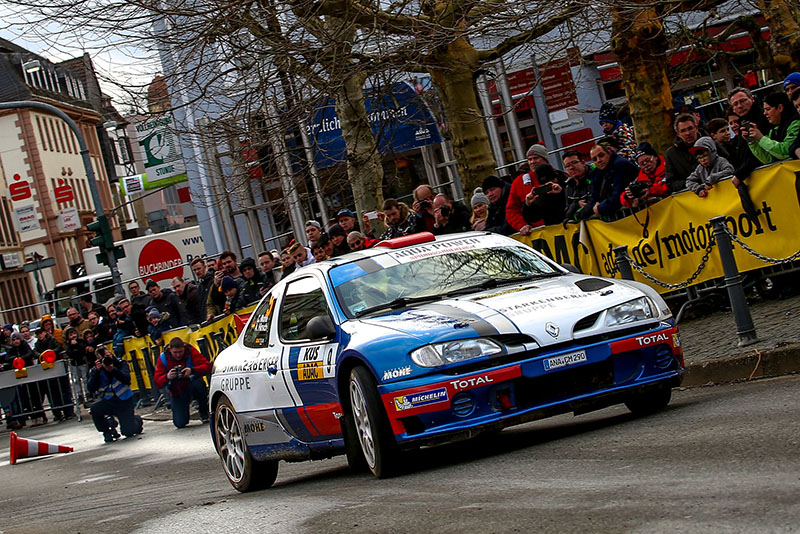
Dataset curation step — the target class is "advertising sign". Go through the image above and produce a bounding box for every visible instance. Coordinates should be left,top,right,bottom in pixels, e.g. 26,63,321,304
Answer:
131,114,187,187
58,206,80,232
13,205,40,232
307,82,443,169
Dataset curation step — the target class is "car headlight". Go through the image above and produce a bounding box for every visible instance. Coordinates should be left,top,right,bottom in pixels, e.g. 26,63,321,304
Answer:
604,297,656,327
410,338,503,368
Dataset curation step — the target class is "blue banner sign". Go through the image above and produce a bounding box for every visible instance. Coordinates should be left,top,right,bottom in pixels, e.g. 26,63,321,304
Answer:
307,82,443,169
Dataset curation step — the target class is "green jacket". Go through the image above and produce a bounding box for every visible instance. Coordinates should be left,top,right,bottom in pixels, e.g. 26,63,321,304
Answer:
749,119,800,164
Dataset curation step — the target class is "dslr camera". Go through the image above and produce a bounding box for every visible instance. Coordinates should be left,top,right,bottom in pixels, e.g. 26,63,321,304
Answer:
102,355,114,366
628,181,652,198
171,365,185,379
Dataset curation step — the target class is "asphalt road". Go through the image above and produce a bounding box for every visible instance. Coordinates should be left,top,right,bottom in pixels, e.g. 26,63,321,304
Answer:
1,376,799,534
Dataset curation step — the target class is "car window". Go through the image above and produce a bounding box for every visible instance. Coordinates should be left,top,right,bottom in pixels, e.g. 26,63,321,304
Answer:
242,293,276,349
279,277,330,342
331,245,557,317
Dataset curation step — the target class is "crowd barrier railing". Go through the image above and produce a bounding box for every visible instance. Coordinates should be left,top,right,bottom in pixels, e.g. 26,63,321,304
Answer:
0,360,81,427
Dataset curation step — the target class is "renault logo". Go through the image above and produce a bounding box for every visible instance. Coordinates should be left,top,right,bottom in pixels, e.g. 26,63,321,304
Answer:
545,322,559,338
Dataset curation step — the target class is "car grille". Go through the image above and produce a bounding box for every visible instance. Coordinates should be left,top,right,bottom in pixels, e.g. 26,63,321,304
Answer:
451,393,475,417
514,359,614,408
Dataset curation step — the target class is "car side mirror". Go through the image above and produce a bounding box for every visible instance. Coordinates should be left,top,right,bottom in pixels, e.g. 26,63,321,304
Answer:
307,315,336,341
560,263,581,274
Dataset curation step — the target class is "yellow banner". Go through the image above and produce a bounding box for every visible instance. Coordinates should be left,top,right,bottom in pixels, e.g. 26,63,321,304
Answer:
515,160,800,292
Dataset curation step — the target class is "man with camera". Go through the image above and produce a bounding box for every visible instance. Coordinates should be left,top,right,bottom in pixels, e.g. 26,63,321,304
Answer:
153,337,211,428
432,193,471,235
621,143,670,209
87,347,142,443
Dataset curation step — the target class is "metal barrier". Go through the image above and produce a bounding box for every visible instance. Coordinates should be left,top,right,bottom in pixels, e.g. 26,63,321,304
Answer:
0,360,82,428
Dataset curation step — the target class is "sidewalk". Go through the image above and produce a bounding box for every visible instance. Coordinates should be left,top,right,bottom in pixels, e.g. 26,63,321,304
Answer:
679,292,800,386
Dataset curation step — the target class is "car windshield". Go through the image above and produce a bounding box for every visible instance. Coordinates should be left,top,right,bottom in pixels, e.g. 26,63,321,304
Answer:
331,244,559,318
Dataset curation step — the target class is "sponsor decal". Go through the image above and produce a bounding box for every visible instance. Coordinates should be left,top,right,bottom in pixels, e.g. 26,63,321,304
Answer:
393,388,448,411
634,332,670,346
218,356,277,374
299,361,323,380
449,374,494,391
496,293,591,315
383,366,412,381
220,376,251,391
243,421,266,434
672,332,681,347
297,344,337,380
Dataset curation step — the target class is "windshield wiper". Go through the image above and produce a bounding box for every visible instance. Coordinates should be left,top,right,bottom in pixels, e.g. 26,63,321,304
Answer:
355,294,442,318
444,272,562,298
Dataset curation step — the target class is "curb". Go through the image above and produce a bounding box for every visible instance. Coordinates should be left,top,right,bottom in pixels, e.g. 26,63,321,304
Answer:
683,342,800,386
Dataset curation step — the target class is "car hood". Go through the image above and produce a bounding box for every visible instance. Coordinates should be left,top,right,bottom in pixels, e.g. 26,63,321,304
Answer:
356,275,648,347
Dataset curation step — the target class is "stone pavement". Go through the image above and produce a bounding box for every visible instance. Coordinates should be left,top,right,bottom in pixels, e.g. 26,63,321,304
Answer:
678,291,800,385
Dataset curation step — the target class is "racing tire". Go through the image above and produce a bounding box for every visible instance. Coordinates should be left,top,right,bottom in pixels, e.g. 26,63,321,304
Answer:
624,386,672,416
348,366,400,478
214,397,278,492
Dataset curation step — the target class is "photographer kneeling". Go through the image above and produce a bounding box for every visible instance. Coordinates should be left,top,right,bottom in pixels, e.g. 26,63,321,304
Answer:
87,347,143,443
154,337,211,428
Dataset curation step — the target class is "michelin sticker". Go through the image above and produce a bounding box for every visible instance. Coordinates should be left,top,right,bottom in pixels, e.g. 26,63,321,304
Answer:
387,235,508,264
298,343,337,381
393,388,448,411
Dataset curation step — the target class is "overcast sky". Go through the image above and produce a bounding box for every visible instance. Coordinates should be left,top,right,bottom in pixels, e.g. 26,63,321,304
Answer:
0,7,158,112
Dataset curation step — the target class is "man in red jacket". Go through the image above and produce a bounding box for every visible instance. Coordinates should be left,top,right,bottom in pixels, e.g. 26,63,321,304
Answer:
154,337,212,428
506,143,563,235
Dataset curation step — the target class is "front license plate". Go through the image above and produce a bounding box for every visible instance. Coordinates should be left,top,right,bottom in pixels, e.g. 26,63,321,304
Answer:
543,350,587,371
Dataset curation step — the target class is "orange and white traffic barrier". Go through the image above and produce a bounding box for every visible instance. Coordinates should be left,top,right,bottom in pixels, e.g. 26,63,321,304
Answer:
9,432,73,465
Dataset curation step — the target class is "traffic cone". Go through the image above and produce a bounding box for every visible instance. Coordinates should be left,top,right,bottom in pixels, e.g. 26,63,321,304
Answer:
9,432,73,465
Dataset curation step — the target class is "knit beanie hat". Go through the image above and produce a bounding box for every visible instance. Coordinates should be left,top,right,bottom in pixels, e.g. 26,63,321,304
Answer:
526,144,549,160
221,276,237,292
10,332,22,342
482,175,505,191
599,102,617,123
148,308,162,320
783,72,800,89
471,187,490,207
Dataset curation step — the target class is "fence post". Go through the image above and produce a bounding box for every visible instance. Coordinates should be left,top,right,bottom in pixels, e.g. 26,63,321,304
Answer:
710,216,758,346
613,245,634,280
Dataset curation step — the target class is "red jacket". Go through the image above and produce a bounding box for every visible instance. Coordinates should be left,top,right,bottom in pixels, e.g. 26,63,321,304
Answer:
154,344,211,396
620,155,670,208
505,171,544,231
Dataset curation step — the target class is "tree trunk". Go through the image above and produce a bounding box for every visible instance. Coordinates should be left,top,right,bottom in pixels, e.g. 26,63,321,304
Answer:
429,37,497,194
755,0,800,76
611,6,674,156
334,70,385,217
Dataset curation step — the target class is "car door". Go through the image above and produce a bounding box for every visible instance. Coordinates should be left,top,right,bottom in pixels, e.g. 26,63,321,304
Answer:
275,275,342,442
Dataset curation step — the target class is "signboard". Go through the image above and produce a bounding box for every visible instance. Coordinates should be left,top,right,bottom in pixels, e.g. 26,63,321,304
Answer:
552,116,585,135
13,205,40,232
58,206,80,232
9,173,32,201
23,256,56,272
540,58,578,112
132,113,187,186
54,179,74,204
307,82,443,170
1,252,22,269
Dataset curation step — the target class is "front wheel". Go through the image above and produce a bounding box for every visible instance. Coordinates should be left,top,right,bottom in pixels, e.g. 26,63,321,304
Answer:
214,397,278,492
348,366,400,478
625,386,672,416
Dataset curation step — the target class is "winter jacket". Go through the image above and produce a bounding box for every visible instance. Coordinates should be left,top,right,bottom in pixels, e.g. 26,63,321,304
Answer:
606,122,638,161
87,358,133,400
64,338,90,366
240,273,264,306
748,119,800,164
520,170,567,226
150,288,186,327
565,172,594,221
34,335,64,356
665,136,697,194
2,342,37,370
153,344,212,397
147,313,175,344
620,155,670,208
588,152,638,217
380,212,422,240
178,281,204,325
506,171,545,230
717,135,761,181
485,183,514,235
685,137,736,194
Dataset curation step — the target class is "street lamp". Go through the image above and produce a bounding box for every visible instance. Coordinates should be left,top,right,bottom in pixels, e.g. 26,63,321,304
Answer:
0,100,124,295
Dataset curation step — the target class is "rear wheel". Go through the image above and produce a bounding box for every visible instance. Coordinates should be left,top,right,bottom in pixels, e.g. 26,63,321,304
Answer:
348,366,400,478
214,397,278,492
625,386,672,416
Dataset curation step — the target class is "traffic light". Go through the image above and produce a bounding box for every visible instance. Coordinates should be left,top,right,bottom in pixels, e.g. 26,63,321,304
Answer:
87,216,114,250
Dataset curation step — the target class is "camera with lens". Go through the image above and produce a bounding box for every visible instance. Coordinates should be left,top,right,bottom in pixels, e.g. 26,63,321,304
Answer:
440,204,451,217
628,180,652,198
418,198,431,209
101,355,114,366
171,365,184,379
741,120,753,130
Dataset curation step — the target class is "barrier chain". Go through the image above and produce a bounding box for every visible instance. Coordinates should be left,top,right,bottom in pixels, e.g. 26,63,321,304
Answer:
722,226,800,265
626,237,716,290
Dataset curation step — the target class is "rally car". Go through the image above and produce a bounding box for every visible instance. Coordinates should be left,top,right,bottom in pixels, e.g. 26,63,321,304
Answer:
209,232,684,491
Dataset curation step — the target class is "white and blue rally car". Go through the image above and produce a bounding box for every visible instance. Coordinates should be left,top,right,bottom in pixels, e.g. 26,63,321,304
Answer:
210,231,684,491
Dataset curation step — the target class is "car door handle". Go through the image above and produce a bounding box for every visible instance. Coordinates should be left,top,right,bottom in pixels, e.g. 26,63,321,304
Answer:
267,364,278,375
